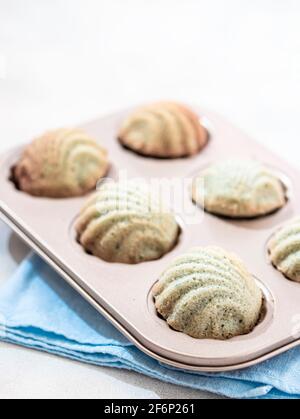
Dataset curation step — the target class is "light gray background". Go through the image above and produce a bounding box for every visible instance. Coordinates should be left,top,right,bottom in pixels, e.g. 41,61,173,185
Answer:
0,0,299,399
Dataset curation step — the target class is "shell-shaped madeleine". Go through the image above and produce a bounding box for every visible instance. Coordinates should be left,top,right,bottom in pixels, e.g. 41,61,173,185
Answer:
268,217,300,282
118,102,208,158
153,247,263,340
13,129,109,198
75,181,180,264
192,160,286,218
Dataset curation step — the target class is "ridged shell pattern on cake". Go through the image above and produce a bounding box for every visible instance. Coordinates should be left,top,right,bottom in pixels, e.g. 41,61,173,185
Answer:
192,160,286,218
118,102,208,158
153,247,263,340
75,181,180,264
268,217,300,283
14,128,109,198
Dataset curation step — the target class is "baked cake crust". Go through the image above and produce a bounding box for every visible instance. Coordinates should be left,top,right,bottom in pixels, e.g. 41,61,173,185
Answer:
118,102,208,158
13,128,109,198
75,181,180,264
153,246,263,340
192,160,286,218
268,217,300,282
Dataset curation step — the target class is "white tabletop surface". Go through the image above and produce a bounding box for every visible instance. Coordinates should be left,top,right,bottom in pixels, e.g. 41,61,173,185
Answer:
0,0,299,399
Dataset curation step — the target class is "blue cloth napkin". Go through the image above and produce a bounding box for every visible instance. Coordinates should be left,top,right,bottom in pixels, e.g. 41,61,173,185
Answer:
0,253,299,399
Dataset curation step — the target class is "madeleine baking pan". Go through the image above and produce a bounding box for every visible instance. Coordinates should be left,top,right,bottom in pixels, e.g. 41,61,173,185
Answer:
1,106,300,372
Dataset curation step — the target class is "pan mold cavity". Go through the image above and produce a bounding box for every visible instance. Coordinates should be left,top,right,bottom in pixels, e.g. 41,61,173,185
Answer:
151,247,273,341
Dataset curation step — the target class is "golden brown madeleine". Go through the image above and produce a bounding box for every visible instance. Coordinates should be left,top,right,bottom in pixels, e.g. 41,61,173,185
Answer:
13,129,109,198
153,247,263,340
75,181,180,264
268,217,300,282
118,102,208,158
192,160,286,218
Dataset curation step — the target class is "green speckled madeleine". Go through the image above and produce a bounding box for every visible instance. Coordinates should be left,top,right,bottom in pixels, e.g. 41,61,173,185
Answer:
153,247,263,340
268,217,300,282
118,102,208,158
14,128,109,198
75,181,180,264
192,160,286,218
